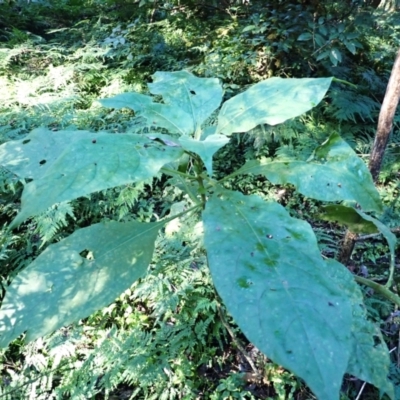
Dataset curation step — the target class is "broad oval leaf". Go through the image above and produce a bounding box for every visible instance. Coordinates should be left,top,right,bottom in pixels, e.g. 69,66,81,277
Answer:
148,71,223,131
216,77,332,135
234,133,382,213
203,189,352,400
178,134,229,176
0,129,183,226
0,220,163,347
325,259,394,399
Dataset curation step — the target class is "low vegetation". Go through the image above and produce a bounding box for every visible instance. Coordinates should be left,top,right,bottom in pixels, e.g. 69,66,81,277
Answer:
0,1,400,399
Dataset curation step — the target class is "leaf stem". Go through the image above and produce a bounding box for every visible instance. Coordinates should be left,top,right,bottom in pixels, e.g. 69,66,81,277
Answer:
193,155,207,208
160,167,194,180
355,275,400,307
160,166,202,204
332,77,357,89
217,305,260,377
216,169,243,185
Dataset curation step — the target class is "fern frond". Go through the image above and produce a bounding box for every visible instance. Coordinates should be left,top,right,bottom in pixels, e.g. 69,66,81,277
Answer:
328,88,379,122
33,202,75,245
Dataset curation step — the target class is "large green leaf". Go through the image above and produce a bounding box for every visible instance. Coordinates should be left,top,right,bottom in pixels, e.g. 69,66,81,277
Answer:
148,71,223,131
203,189,352,400
234,133,382,212
0,127,94,180
0,129,183,226
100,71,223,135
178,134,229,176
140,103,195,135
216,77,332,135
325,259,394,399
0,220,162,347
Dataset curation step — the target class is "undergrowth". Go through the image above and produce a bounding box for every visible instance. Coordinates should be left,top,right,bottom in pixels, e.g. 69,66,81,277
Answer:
0,0,400,399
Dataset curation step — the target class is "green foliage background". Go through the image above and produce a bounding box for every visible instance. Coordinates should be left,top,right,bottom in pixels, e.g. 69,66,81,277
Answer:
0,0,400,399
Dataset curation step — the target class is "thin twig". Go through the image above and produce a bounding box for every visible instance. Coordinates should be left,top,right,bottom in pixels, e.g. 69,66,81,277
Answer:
217,306,260,377
356,226,400,242
355,381,367,400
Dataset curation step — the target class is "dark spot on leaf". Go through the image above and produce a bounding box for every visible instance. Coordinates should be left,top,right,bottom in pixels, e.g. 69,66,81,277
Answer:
266,234,273,239
92,139,97,143
245,262,256,271
286,350,293,354
328,301,334,307
190,90,196,95
327,183,330,186
22,139,31,144
39,159,46,165
263,258,277,267
337,183,342,187
79,249,90,258
256,243,264,251
287,230,303,240
237,277,252,288
250,252,254,257
373,335,382,347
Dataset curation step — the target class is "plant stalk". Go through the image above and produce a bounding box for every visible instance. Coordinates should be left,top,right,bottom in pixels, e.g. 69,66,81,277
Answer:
354,275,400,307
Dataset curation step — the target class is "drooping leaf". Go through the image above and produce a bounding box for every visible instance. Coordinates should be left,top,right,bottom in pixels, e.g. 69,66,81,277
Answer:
0,220,163,347
233,133,382,212
319,205,378,233
216,77,332,135
320,205,396,276
0,129,183,226
178,134,229,176
203,189,352,400
325,259,394,399
148,71,223,131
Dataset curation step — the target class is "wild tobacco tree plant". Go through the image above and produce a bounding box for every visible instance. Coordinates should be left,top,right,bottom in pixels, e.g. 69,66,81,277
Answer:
0,71,396,399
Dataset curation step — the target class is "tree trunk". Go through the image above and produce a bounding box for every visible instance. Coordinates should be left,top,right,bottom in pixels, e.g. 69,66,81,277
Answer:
377,0,400,11
338,47,400,266
369,47,400,181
